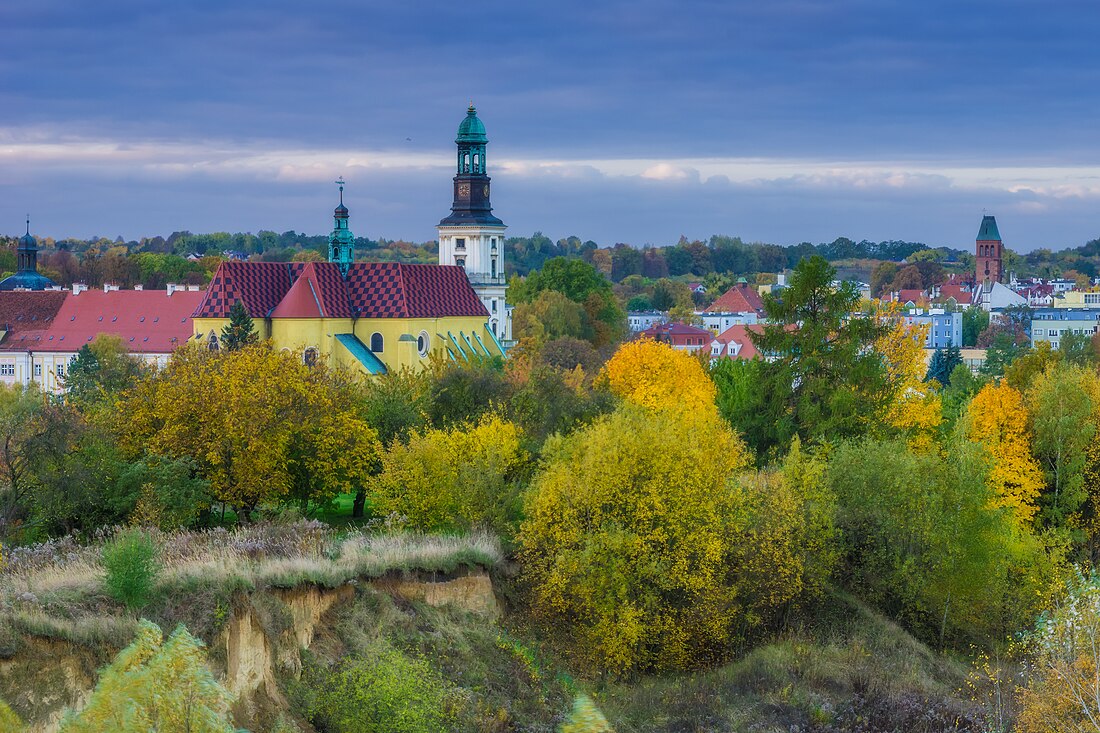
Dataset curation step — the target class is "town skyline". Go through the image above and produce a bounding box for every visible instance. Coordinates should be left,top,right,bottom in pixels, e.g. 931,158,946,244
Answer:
5,1,1100,251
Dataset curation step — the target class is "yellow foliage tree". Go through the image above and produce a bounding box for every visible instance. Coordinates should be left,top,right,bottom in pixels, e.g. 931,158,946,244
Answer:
963,381,1044,528
520,406,812,675
372,414,527,535
120,344,380,517
875,309,942,451
60,620,234,733
600,338,717,416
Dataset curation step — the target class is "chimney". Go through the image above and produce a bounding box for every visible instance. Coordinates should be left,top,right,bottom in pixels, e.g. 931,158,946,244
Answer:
103,283,120,293
72,283,87,295
167,283,177,296
134,285,143,291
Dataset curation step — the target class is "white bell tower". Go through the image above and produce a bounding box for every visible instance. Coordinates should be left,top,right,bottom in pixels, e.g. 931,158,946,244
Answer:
436,105,511,344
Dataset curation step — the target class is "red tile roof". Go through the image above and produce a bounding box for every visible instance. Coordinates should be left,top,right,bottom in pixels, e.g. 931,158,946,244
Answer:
0,290,203,353
713,324,766,360
705,283,764,313
937,284,970,302
195,261,488,319
0,291,67,334
897,289,926,304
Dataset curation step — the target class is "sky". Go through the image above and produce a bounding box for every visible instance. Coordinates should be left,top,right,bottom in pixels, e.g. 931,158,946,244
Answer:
4,0,1100,252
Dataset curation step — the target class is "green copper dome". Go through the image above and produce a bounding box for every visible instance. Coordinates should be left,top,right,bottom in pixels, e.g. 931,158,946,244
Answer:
456,105,488,144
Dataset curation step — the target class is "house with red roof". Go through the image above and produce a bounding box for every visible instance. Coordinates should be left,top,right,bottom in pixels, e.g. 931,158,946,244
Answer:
710,324,766,360
637,322,713,353
699,281,765,333
0,286,204,392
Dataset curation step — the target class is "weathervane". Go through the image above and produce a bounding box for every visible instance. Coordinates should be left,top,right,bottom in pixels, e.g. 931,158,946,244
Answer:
335,177,345,205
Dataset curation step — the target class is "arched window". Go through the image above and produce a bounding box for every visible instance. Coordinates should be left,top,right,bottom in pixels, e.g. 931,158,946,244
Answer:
370,332,383,353
456,257,465,268
473,153,479,171
416,331,430,357
491,258,497,278
207,331,220,351
304,347,318,367
463,153,470,172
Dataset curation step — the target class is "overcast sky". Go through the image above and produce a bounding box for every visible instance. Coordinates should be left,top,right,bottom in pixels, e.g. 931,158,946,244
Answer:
4,0,1100,251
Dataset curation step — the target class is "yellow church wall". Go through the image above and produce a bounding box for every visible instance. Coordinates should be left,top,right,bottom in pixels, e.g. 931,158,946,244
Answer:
192,315,501,375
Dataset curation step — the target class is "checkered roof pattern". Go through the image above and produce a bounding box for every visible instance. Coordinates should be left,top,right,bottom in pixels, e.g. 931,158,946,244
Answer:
193,261,488,319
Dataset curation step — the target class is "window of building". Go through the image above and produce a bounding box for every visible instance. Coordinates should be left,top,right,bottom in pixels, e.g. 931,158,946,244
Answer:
33,364,41,378
491,299,497,313
455,237,466,250
56,363,65,378
491,258,497,278
490,237,497,250
417,331,430,357
1052,341,1060,349
456,257,465,268
304,348,318,367
370,332,383,353
0,364,13,377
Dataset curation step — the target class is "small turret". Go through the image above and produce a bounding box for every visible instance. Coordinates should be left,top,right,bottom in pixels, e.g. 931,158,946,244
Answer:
329,179,355,277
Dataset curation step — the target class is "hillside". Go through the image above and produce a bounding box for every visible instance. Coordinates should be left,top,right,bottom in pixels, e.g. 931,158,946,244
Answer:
0,523,990,733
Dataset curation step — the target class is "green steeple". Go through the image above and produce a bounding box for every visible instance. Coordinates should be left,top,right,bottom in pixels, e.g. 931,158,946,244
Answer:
456,104,487,175
977,215,1001,241
329,178,354,277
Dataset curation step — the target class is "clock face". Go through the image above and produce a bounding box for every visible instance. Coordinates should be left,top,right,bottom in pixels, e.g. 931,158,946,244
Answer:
457,183,470,198
482,184,489,198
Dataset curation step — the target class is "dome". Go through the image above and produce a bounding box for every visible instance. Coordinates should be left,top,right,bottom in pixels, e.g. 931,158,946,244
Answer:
17,231,36,251
456,105,488,144
334,202,349,217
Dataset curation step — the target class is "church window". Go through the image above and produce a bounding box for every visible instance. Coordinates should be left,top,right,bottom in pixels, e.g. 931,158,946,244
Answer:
304,348,318,367
370,332,384,353
491,299,497,313
417,331,430,357
456,257,465,268
491,258,497,278
455,238,466,250
207,331,220,351
463,153,470,172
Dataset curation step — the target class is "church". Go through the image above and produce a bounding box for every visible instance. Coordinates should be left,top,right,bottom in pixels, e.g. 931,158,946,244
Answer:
189,105,511,374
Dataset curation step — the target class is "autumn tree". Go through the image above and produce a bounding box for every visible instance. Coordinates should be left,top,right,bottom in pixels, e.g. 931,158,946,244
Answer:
219,299,257,351
876,311,942,451
560,695,614,732
373,414,528,536
0,384,46,534
121,344,380,518
60,620,234,733
963,381,1044,529
513,289,589,344
520,406,819,674
601,338,715,416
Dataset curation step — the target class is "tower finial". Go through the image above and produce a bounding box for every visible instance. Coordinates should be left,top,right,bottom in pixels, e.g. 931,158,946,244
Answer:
335,177,345,205
25,214,30,235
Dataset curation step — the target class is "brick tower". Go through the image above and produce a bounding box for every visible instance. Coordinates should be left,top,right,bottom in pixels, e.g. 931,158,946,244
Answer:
975,215,1003,284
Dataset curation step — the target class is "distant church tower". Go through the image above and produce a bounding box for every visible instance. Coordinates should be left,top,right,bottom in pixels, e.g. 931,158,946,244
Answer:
0,216,56,291
437,105,510,343
329,179,354,277
975,214,1003,285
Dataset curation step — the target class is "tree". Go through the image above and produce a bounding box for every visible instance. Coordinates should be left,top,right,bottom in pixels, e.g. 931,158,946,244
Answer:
925,346,963,387
520,406,814,674
373,414,527,537
63,335,146,407
1027,364,1100,529
427,357,511,428
962,308,990,348
601,338,715,416
830,437,1059,646
870,261,899,298
963,381,1044,528
59,620,234,733
749,256,892,456
122,345,380,519
0,384,46,535
513,290,589,344
711,357,793,461
219,300,257,351
876,313,942,451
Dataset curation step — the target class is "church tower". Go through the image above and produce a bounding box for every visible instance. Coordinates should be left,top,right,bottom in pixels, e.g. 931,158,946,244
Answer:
975,214,1003,285
329,179,354,277
0,216,56,291
437,105,510,343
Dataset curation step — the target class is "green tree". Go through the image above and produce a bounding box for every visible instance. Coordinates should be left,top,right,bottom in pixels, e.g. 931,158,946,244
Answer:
748,256,892,456
962,308,989,347
219,299,257,351
0,384,46,535
101,528,160,610
513,290,589,344
925,346,963,387
711,357,793,461
60,620,234,733
63,335,146,407
118,455,211,530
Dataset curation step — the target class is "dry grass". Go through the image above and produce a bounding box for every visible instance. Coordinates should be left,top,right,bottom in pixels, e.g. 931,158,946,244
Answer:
0,523,503,641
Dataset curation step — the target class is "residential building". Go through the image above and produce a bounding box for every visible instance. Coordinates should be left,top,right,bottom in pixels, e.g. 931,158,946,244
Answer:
637,322,713,353
0,287,204,392
705,280,764,316
1031,307,1100,348
698,311,758,334
628,311,667,333
901,308,963,348
710,324,765,360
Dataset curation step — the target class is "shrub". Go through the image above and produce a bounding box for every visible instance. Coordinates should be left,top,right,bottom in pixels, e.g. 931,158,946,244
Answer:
101,528,160,610
520,406,812,675
0,698,23,732
308,645,454,733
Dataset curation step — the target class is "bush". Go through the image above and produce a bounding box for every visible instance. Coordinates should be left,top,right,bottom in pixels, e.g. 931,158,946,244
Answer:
520,406,814,675
561,694,614,732
101,528,160,610
308,646,454,733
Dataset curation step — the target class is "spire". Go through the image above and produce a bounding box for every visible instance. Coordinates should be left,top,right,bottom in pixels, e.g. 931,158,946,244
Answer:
329,178,354,277
440,104,503,227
